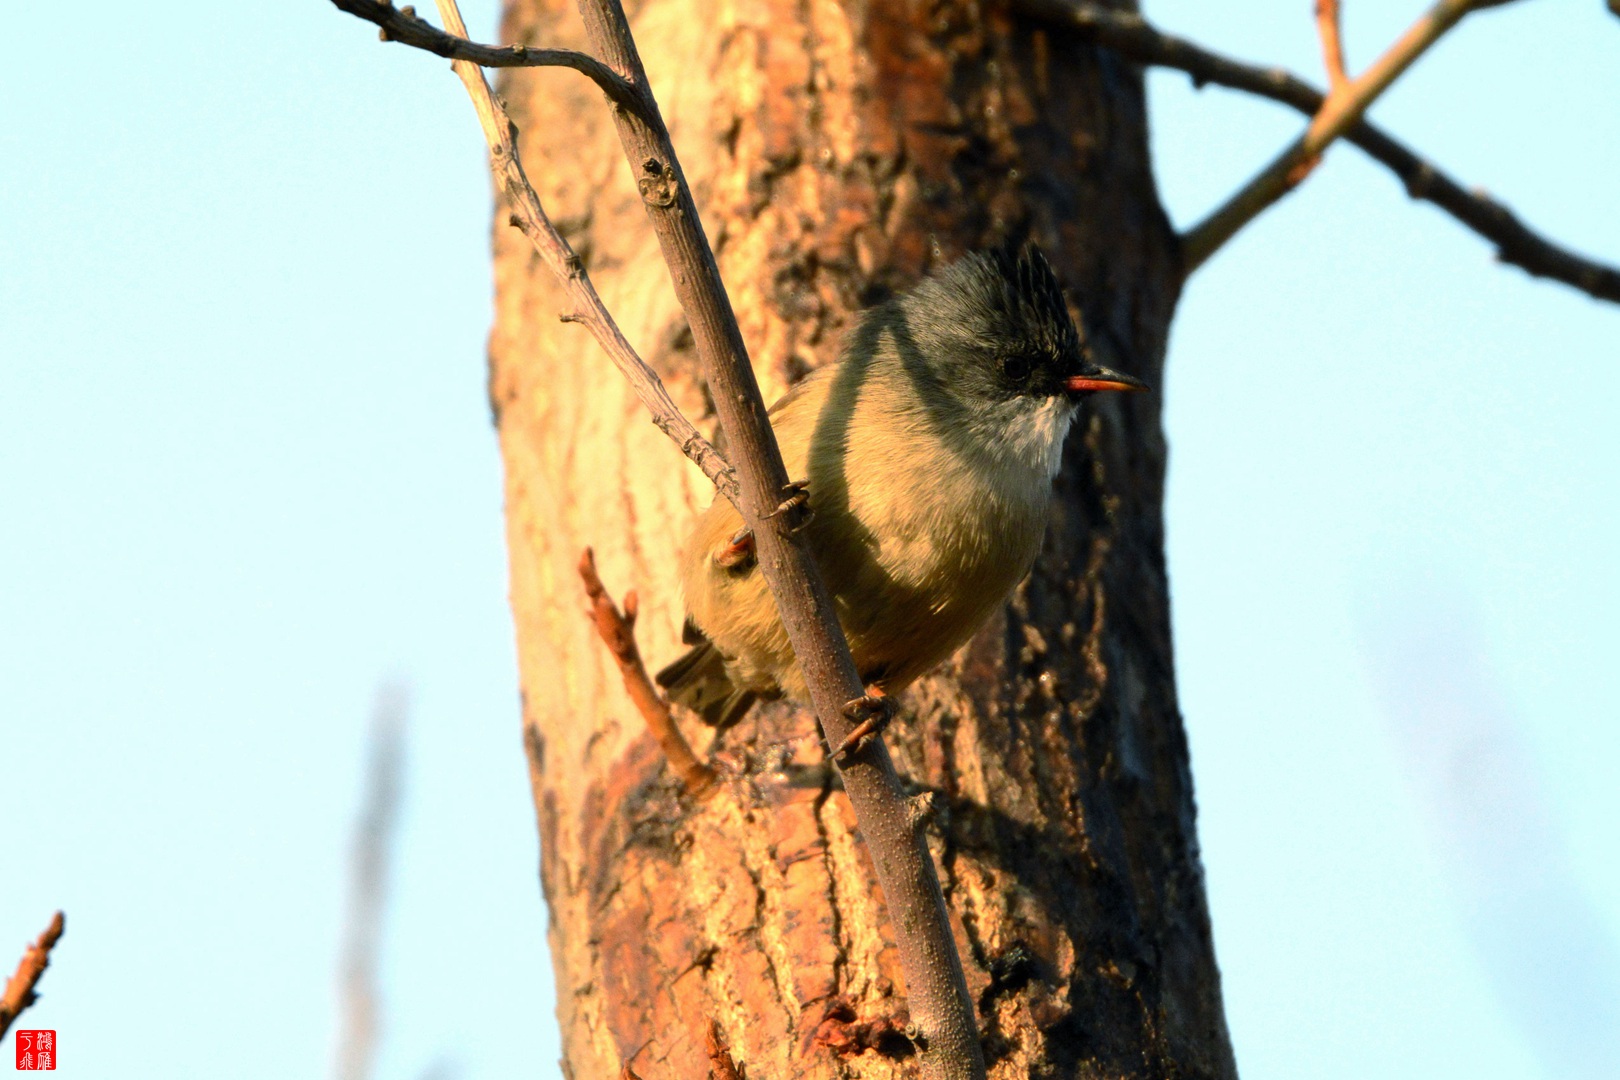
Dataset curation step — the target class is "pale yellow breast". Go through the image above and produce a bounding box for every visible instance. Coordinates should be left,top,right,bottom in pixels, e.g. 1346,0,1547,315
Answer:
680,356,1056,699
802,362,1052,689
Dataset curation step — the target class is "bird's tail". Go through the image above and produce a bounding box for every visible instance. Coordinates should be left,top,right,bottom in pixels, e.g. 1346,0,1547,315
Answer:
655,640,759,729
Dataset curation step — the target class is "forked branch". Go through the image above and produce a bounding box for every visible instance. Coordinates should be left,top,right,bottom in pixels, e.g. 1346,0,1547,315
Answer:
1017,0,1620,304
557,0,985,1070
366,0,739,503
0,911,64,1042
329,0,648,119
333,1,985,1075
1182,0,1522,270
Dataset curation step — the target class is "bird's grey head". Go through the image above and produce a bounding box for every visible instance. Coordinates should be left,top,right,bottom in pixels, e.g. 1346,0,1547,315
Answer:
885,244,1146,479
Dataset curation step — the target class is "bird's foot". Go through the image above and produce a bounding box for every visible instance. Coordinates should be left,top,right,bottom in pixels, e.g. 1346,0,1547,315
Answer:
766,478,813,532
714,527,756,571
834,687,894,760
713,479,810,571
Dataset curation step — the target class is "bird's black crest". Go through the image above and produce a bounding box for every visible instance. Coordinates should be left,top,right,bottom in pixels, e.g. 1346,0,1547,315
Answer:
906,243,1084,366
988,243,1083,360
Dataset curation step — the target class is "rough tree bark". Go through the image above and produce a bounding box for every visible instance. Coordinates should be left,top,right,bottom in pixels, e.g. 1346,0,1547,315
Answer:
488,0,1234,1076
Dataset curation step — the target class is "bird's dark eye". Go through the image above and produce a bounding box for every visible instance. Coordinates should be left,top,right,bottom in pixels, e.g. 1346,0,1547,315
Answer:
1000,354,1034,383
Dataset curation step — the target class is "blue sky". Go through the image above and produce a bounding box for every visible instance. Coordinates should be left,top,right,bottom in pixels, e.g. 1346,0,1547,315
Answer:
2,2,1615,1078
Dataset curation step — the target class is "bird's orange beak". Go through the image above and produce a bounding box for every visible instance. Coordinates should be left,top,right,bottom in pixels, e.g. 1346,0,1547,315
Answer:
1064,365,1150,394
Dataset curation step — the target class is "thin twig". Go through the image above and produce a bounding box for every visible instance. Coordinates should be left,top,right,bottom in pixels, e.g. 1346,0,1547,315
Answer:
0,912,64,1043
1015,0,1620,304
1315,0,1350,89
1285,0,1352,190
328,0,647,119
1182,0,1514,270
332,688,406,1080
418,0,738,504
579,547,716,794
705,1021,744,1080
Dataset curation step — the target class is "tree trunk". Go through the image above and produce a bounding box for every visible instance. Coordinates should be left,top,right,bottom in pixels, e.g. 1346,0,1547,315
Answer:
488,0,1235,1076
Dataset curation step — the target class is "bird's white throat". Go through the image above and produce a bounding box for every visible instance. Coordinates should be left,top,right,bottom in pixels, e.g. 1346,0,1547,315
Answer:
966,394,1076,484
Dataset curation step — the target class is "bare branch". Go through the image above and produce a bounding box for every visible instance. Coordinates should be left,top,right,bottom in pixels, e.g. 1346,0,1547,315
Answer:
332,689,406,1080
1016,0,1620,304
705,1021,744,1080
360,0,741,504
1184,0,1513,269
328,0,647,119
578,548,716,795
0,911,64,1043
1315,0,1350,89
553,0,988,1071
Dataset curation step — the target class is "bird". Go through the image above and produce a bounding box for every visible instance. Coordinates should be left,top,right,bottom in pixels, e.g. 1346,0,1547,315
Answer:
655,243,1146,737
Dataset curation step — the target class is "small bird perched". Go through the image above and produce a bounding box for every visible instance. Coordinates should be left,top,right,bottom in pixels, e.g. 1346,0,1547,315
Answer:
657,244,1146,733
